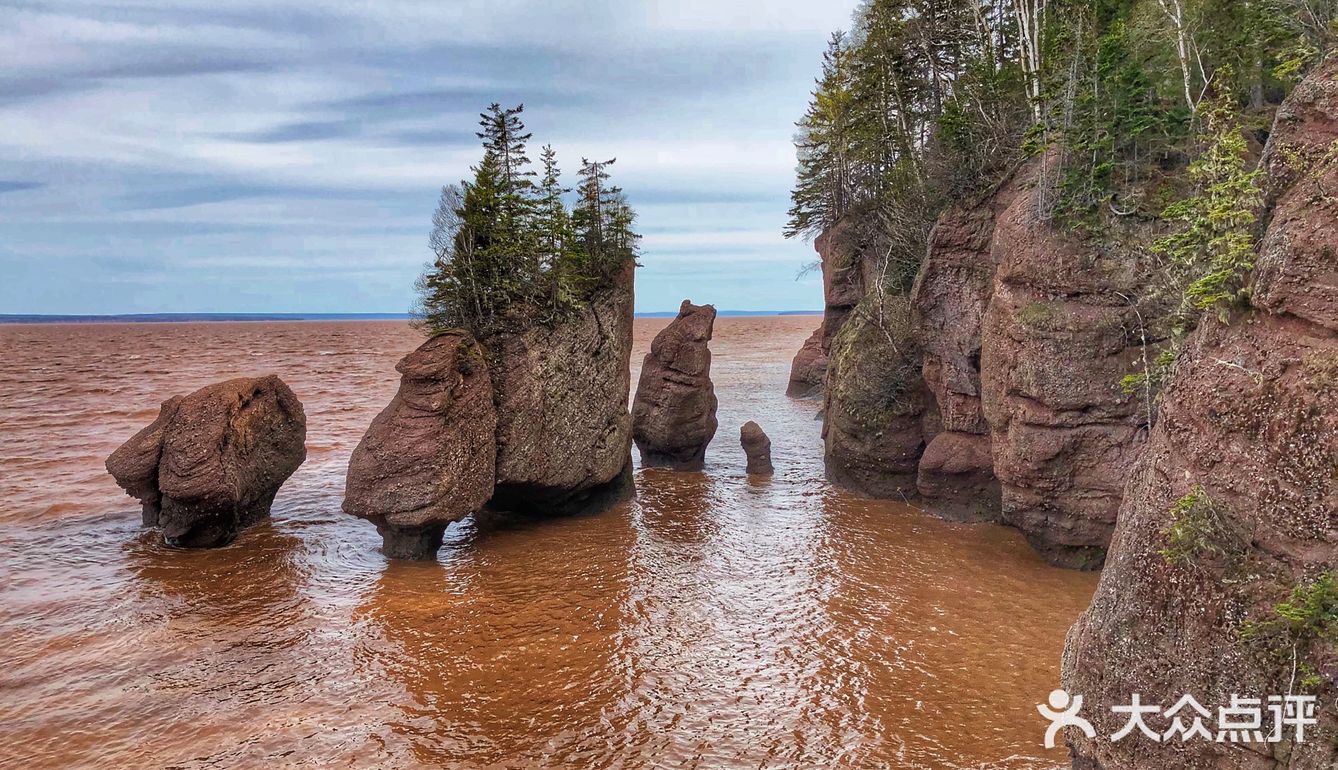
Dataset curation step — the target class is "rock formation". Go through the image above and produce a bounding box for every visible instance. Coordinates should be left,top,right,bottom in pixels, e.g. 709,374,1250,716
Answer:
632,299,718,471
786,325,827,398
909,177,1026,522
484,262,636,512
978,172,1152,569
740,421,774,475
1062,55,1338,768
343,333,496,559
106,375,306,548
819,158,1160,567
784,220,871,398
823,292,928,498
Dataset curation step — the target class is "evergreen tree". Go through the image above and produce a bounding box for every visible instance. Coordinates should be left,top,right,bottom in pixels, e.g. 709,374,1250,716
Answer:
786,32,859,239
1153,89,1263,321
414,106,638,335
534,144,571,272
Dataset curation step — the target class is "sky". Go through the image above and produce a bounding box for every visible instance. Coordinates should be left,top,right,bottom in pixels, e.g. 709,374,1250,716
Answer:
0,0,858,315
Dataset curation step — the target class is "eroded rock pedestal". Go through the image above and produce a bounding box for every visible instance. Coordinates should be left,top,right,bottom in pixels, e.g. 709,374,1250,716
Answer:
342,333,496,559
106,375,306,548
740,421,774,475
632,300,718,471
1062,55,1338,768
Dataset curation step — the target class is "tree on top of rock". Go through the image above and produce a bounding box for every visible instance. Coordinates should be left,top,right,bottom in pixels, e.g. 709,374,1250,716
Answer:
414,105,639,337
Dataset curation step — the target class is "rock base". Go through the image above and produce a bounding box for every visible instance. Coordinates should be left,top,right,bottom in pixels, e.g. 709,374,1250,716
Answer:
376,521,449,560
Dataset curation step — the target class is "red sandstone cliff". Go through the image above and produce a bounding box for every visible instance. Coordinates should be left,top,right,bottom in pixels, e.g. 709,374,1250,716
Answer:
786,219,872,398
823,160,1158,568
1061,55,1338,769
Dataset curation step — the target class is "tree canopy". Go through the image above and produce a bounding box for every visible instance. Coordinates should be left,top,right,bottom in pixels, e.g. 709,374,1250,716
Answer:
415,103,639,336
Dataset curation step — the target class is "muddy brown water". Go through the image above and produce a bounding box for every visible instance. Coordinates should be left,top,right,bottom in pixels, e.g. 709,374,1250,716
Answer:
0,316,1097,769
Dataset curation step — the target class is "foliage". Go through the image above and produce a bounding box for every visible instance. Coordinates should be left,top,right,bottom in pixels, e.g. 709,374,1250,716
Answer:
1158,485,1241,568
785,0,1030,291
1152,90,1264,322
1241,572,1338,691
414,104,638,337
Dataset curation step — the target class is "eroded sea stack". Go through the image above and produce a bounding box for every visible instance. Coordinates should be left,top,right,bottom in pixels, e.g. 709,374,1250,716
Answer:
740,421,774,475
1061,55,1338,769
345,264,635,557
484,262,636,512
106,375,306,547
342,333,496,559
632,299,718,471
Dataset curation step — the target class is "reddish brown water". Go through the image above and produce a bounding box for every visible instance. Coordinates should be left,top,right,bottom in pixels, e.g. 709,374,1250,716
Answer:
0,316,1096,769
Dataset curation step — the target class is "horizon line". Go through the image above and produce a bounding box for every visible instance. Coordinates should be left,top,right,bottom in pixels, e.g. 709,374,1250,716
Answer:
0,309,825,325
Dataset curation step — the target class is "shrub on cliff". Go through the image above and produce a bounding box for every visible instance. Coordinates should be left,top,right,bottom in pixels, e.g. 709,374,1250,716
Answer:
414,104,639,337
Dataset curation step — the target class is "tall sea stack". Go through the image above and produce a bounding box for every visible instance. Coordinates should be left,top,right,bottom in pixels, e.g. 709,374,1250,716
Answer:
632,299,719,471
484,261,636,512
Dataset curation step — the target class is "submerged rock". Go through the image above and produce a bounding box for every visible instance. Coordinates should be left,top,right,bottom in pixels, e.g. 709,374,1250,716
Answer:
1062,56,1338,768
740,421,774,475
484,262,636,512
632,299,718,471
106,375,306,548
343,333,496,559
786,325,827,398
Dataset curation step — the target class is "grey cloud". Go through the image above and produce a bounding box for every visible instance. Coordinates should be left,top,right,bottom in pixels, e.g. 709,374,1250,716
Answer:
0,180,42,194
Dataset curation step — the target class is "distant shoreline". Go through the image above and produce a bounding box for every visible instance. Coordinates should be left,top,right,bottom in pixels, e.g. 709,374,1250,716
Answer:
0,310,823,325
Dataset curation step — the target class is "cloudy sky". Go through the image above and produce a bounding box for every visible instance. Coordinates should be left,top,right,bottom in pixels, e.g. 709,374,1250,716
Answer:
0,0,857,315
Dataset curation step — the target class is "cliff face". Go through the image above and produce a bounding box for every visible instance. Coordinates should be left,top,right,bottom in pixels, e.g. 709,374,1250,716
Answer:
786,219,871,398
484,262,635,512
823,291,929,498
822,160,1155,567
980,179,1151,569
909,175,1025,521
1062,57,1338,769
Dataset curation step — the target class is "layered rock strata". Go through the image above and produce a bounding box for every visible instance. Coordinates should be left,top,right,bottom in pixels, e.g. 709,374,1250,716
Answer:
107,375,306,547
1062,55,1338,768
343,333,496,559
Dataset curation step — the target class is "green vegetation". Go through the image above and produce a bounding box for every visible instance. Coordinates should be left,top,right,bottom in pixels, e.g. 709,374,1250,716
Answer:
786,0,1330,297
1158,485,1242,568
1241,572,1338,691
1153,89,1264,322
415,104,639,337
